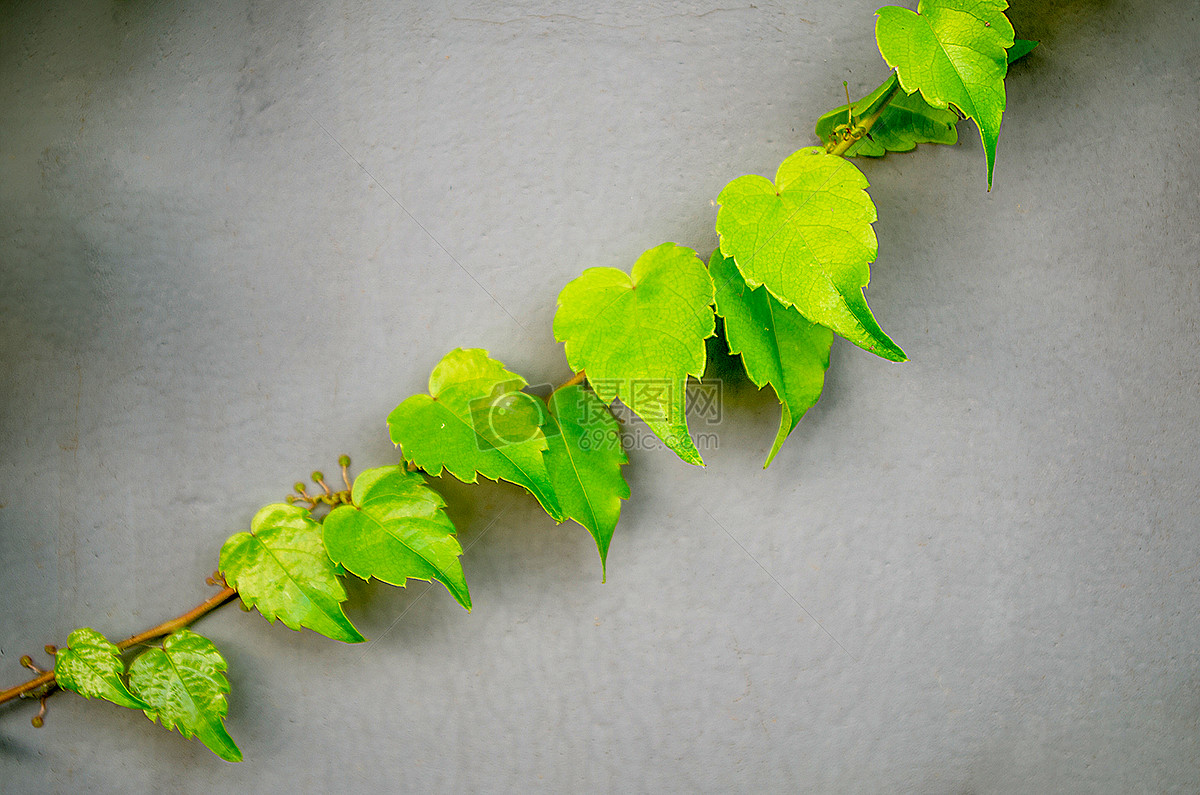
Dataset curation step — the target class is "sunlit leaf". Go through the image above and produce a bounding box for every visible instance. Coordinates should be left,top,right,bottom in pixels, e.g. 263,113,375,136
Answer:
324,465,471,610
388,348,562,520
716,147,905,362
554,242,716,465
54,628,146,710
219,504,364,643
875,0,1015,186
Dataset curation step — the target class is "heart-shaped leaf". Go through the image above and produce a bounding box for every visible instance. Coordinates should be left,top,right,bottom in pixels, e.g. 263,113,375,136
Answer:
816,38,1036,159
324,465,471,611
388,348,562,520
554,242,716,466
716,147,905,362
54,628,147,710
128,629,241,762
875,0,1015,187
219,503,364,643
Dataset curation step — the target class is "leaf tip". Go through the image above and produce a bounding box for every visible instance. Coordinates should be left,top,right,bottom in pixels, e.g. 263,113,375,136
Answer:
214,744,243,763
874,338,908,363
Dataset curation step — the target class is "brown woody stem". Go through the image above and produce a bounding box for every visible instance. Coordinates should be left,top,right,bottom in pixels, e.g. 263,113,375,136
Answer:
559,370,586,389
116,586,237,650
0,585,238,707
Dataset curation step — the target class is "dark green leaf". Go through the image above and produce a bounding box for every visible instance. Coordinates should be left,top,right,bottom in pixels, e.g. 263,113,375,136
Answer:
815,79,959,157
543,385,630,578
710,251,833,467
128,629,241,762
1008,39,1038,64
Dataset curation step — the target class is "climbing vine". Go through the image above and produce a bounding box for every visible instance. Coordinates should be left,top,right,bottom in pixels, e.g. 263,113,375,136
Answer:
1,0,1034,761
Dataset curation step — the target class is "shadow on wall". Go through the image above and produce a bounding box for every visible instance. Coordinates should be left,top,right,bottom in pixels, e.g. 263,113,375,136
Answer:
1007,0,1116,41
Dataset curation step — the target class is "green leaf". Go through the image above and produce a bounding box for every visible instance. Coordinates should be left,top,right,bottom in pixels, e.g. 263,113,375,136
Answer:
709,251,833,468
219,503,364,644
553,242,716,466
815,78,959,157
1007,38,1038,64
388,348,562,520
324,465,471,611
715,146,905,363
816,37,1032,159
543,385,631,578
875,0,1015,187
53,628,147,710
128,629,241,763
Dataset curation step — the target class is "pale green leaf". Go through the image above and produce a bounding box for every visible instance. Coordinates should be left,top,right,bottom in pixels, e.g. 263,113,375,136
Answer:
219,503,364,644
323,465,471,611
54,628,147,710
543,384,631,578
128,629,241,762
715,147,905,362
388,348,562,520
875,0,1015,187
553,242,716,466
710,251,833,468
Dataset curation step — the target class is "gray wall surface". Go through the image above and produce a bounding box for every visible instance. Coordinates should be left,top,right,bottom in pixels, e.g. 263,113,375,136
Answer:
2,0,1198,791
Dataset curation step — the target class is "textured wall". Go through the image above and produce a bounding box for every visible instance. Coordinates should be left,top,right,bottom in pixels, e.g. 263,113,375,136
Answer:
1,0,1198,791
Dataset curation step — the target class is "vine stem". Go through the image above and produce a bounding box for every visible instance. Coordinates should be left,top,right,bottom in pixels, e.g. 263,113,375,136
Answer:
0,585,238,707
1,73,891,716
559,370,586,389
116,586,237,650
827,72,902,157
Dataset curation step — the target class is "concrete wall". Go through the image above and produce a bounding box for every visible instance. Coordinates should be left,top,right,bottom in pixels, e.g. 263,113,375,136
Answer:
1,0,1197,790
